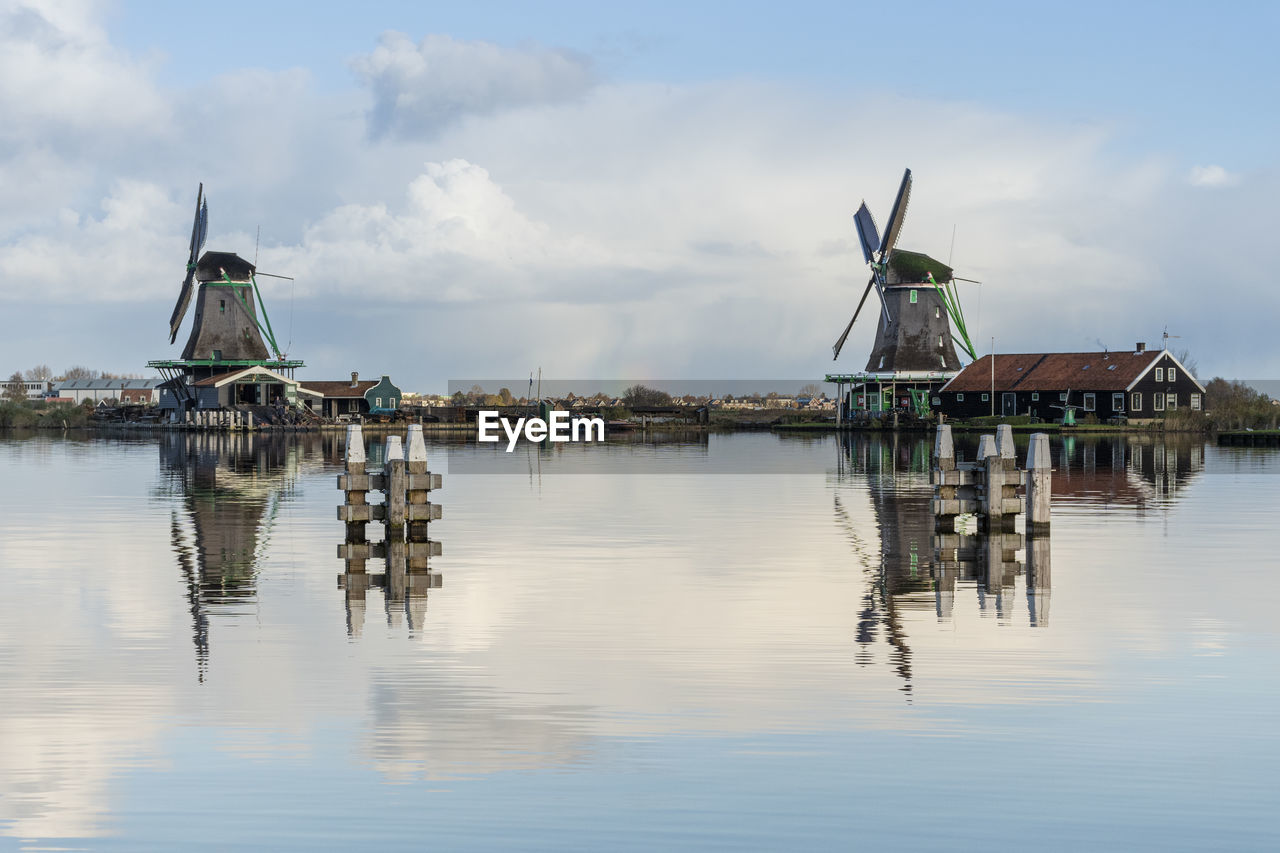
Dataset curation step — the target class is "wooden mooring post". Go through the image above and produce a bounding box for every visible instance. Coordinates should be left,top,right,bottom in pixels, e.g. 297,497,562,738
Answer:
337,424,443,634
1024,432,1052,535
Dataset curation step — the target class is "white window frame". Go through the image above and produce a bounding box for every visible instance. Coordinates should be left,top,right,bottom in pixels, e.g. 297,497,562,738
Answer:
1112,393,1124,411
1132,391,1142,411
1155,367,1163,382
1191,393,1201,410
981,393,989,402
1166,393,1178,410
1031,392,1039,401
956,393,964,402
1168,367,1176,383
1154,393,1165,412
1059,392,1068,401
1083,392,1096,412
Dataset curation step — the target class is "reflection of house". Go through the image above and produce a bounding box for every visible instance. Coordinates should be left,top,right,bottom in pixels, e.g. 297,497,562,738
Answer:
302,372,403,418
938,347,1205,421
55,378,161,404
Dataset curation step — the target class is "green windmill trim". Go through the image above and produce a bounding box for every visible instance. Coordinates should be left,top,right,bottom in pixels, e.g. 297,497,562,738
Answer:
219,271,282,359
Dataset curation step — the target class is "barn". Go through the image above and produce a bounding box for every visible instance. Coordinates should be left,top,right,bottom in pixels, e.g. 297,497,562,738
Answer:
937,345,1205,422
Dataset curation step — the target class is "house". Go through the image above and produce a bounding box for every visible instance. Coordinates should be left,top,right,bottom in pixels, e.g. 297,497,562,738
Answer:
159,366,320,412
937,345,1205,422
301,372,402,419
55,378,162,405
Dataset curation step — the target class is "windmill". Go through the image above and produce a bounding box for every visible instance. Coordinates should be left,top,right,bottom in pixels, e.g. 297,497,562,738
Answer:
1048,389,1084,426
149,185,303,412
165,186,287,364
831,168,978,371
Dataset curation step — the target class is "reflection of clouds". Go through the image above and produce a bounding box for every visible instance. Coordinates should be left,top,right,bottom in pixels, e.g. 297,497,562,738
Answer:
0,510,183,839
364,674,593,781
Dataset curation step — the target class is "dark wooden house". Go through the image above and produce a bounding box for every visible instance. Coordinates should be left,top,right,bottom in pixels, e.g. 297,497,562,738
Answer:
937,345,1205,422
303,372,403,419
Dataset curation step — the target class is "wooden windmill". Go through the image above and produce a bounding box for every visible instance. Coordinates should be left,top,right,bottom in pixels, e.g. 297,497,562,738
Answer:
832,168,978,372
150,185,303,406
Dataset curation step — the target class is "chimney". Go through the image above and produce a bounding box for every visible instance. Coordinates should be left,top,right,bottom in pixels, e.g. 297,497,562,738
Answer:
1136,342,1146,353
350,371,358,387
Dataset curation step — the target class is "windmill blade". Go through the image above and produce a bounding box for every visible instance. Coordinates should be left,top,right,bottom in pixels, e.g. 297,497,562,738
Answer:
168,184,205,344
168,268,197,344
195,198,208,258
877,168,912,260
853,203,880,266
832,276,876,359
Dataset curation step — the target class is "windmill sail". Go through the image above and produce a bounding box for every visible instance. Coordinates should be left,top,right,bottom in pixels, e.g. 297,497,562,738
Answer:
832,276,876,359
877,168,912,260
853,203,880,266
168,185,207,344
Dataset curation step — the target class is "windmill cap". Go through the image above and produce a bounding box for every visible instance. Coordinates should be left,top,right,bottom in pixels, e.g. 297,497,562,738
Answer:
195,251,256,282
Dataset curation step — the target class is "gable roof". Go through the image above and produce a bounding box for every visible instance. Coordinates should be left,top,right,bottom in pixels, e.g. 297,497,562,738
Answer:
941,350,1204,394
192,366,303,388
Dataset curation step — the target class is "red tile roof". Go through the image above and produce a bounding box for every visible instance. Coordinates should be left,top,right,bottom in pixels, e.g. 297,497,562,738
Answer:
301,380,377,398
942,351,1163,393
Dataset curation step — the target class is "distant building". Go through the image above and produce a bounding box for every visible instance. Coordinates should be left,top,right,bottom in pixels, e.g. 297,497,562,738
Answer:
55,378,161,405
5,377,51,401
937,346,1205,421
302,373,403,418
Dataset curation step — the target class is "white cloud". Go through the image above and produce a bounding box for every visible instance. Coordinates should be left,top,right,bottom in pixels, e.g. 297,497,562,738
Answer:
1188,164,1239,187
0,0,167,140
352,31,595,139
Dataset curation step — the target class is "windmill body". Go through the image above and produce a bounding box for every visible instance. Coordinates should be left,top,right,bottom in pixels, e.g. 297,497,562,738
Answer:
864,251,965,374
180,251,270,362
827,169,977,420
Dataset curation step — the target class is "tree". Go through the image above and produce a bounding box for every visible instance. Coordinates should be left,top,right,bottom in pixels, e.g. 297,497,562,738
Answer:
4,372,27,402
1172,348,1199,380
1204,378,1275,431
498,387,515,406
25,364,52,383
799,383,822,398
63,366,99,380
622,384,672,407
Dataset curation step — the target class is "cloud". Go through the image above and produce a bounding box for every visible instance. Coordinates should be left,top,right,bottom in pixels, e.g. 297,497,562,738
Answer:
1187,164,1239,188
352,31,595,139
0,0,167,142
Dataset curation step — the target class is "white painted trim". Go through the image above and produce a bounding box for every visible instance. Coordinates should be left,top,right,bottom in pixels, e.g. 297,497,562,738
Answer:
1126,350,1206,393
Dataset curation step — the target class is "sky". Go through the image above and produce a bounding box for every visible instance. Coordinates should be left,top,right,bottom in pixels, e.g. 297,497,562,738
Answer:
1,0,1276,391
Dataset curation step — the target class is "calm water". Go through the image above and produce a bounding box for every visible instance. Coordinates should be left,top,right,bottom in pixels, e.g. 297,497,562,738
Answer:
0,430,1277,850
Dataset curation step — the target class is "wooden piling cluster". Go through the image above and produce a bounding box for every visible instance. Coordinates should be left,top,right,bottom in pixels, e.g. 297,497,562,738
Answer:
930,426,1054,626
337,423,442,576
931,424,1052,533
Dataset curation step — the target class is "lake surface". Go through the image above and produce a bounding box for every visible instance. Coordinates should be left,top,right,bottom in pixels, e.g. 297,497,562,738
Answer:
0,429,1277,850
